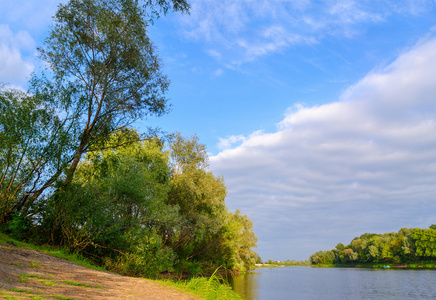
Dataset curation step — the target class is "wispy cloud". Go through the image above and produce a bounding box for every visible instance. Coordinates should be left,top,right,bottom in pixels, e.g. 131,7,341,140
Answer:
178,0,435,65
211,68,224,78
210,37,436,260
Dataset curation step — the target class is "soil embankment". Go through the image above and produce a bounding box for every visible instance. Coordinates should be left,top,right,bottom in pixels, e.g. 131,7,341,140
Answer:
0,242,201,300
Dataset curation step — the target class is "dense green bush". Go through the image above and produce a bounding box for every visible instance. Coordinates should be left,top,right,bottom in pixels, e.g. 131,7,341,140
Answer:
19,131,258,277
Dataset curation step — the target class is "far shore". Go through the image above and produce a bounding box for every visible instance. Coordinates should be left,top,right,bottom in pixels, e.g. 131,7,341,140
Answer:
311,262,436,269
255,263,284,267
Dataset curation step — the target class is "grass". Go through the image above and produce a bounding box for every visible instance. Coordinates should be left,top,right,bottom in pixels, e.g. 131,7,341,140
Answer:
41,280,56,286
15,274,104,289
29,261,41,268
160,268,243,300
8,288,37,294
18,275,29,282
4,288,43,300
18,273,48,281
12,261,24,267
61,279,102,289
50,295,76,300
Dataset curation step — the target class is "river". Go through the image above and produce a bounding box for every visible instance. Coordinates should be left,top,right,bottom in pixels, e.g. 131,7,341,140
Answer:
230,267,436,299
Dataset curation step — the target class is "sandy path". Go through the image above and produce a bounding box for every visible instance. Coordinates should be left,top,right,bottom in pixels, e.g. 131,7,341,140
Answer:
0,242,201,300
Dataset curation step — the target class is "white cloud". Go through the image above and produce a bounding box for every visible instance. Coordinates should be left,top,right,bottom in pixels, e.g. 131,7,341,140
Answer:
207,49,222,60
0,25,35,86
1,0,62,32
211,68,224,78
217,134,247,150
178,0,435,65
210,37,436,260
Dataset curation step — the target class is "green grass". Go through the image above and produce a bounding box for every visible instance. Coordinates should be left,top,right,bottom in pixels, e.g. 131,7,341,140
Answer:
50,295,76,300
29,261,41,268
19,273,47,281
41,280,56,286
3,288,43,300
18,275,29,282
12,261,24,267
8,288,36,295
60,280,102,289
160,269,242,300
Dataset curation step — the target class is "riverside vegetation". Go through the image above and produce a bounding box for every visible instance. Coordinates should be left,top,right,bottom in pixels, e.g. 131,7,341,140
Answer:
310,225,436,268
0,0,259,294
263,259,310,267
0,232,242,300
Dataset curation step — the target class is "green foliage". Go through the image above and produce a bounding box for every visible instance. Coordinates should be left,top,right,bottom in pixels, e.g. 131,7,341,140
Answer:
310,226,436,266
6,212,29,240
104,230,177,278
163,269,242,300
32,0,176,188
23,131,258,277
0,86,70,223
1,0,191,222
222,210,259,270
1,0,190,216
168,132,209,175
263,259,310,266
166,134,258,273
1,0,258,281
35,130,179,276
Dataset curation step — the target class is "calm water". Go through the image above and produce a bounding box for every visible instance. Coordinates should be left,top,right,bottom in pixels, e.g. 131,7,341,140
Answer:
230,267,436,300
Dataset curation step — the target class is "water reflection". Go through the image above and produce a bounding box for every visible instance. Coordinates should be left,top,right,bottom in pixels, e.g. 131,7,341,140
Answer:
229,271,260,300
230,267,436,300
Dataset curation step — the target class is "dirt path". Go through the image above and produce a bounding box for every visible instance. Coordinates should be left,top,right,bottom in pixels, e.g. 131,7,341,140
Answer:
0,242,202,300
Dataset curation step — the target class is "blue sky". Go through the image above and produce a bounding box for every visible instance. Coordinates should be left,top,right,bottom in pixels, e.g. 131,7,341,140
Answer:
2,0,436,261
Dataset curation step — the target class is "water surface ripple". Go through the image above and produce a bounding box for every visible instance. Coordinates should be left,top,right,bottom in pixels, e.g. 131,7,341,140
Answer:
231,267,436,299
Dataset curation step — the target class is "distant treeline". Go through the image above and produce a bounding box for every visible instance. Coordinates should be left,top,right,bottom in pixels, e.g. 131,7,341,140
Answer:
310,225,436,265
265,259,310,266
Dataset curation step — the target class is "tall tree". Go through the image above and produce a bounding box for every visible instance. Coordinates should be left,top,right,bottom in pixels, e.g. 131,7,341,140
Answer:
24,0,189,202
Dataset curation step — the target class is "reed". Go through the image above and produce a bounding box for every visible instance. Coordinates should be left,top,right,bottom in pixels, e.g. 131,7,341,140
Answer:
161,268,242,300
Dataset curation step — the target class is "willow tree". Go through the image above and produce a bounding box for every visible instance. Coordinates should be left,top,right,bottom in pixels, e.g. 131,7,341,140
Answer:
25,0,189,202
0,86,71,223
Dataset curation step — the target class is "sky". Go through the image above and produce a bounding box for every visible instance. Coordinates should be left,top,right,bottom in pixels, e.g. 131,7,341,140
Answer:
2,0,436,261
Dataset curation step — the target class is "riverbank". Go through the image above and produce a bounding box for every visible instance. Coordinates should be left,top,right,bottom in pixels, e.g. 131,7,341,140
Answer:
0,235,242,300
255,263,284,268
0,240,202,300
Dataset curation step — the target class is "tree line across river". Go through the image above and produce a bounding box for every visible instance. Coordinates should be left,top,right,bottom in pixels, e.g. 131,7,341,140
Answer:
310,225,436,266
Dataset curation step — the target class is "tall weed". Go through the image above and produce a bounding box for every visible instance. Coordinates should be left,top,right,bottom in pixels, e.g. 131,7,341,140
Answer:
165,268,242,300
